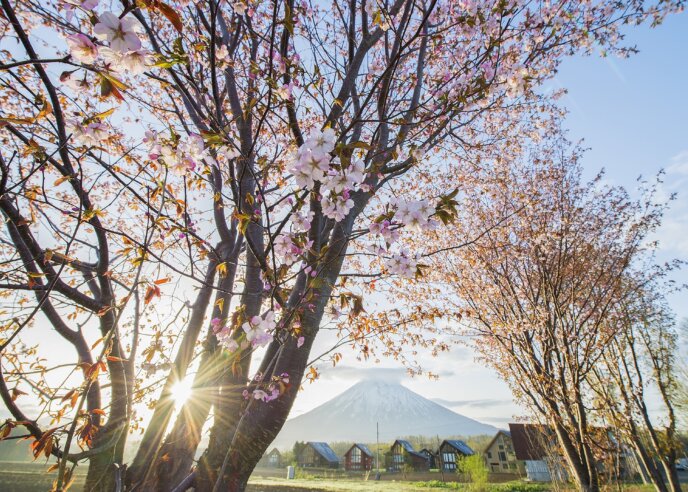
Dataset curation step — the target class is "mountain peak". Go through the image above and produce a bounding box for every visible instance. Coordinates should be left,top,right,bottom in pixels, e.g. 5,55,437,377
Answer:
272,378,497,449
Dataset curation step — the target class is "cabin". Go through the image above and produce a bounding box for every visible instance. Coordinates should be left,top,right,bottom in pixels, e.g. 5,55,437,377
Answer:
509,423,567,482
297,442,339,468
258,447,282,468
344,443,375,471
388,439,430,471
419,448,438,469
484,430,524,474
439,440,474,472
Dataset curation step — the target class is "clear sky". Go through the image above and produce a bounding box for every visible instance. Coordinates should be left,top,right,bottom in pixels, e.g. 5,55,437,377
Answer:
289,11,688,428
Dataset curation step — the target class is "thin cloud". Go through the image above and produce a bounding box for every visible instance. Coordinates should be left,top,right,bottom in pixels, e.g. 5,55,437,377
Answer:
318,365,455,382
432,397,513,409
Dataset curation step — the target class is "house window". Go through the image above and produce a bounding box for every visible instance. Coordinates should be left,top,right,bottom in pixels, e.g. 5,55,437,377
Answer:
487,452,492,459
503,463,508,470
442,452,457,470
499,452,506,461
351,447,361,463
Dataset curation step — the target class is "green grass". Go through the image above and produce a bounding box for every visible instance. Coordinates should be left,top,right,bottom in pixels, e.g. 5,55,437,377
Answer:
247,477,552,492
0,462,86,492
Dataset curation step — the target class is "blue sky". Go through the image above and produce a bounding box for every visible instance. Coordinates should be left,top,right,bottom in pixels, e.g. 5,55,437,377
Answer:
291,11,688,427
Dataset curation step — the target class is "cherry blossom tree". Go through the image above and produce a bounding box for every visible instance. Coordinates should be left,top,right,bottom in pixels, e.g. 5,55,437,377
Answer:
0,0,682,490
422,137,681,491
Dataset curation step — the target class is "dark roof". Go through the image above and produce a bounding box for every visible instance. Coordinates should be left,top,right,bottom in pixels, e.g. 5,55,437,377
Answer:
442,440,474,456
307,442,339,463
419,448,437,456
354,443,374,457
394,440,415,453
508,423,556,461
392,440,426,460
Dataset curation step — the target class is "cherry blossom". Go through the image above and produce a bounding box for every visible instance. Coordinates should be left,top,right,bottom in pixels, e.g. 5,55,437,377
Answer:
211,318,237,351
386,250,418,278
65,33,98,64
292,211,314,232
395,199,436,231
68,119,109,147
273,234,300,264
321,190,354,222
65,0,99,9
369,219,399,245
101,47,153,74
242,311,276,348
94,12,142,53
290,128,337,189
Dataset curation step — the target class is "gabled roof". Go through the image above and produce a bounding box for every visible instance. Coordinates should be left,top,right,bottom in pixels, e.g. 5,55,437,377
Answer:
346,443,374,457
419,448,437,456
267,447,281,456
442,440,474,456
307,442,339,463
508,423,555,460
484,430,512,452
392,439,427,460
393,439,415,453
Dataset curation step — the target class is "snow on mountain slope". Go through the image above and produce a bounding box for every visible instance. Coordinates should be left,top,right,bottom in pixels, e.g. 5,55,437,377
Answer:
272,379,498,448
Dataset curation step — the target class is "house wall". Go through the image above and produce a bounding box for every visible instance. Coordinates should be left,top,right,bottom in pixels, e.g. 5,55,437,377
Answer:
439,443,466,472
484,433,524,474
299,445,338,468
388,442,428,472
345,446,373,471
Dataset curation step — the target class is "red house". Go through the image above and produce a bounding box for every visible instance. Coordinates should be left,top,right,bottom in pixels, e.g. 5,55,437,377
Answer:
344,443,375,471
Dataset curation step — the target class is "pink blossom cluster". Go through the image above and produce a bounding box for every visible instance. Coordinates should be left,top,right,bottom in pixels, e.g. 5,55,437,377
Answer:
394,199,437,232
241,311,276,348
386,249,418,278
273,234,312,265
242,373,290,403
145,131,208,175
67,119,109,147
64,6,153,75
290,128,368,223
211,317,238,352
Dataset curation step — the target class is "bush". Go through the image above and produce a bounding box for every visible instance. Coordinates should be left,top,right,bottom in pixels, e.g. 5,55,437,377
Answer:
460,455,489,491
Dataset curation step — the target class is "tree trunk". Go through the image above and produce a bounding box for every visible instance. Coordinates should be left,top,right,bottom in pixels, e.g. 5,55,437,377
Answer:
631,440,667,492
552,421,596,492
84,419,128,491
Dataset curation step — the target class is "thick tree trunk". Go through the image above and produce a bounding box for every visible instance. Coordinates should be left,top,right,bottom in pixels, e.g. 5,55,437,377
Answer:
195,319,320,492
552,421,597,492
128,259,217,486
631,440,667,492
84,419,128,491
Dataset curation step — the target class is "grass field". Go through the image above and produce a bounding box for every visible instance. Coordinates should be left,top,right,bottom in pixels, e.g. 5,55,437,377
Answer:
246,477,551,491
0,462,86,492
0,462,670,492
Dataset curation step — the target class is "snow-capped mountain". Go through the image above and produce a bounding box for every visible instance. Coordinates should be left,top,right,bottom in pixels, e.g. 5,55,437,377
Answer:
272,379,497,448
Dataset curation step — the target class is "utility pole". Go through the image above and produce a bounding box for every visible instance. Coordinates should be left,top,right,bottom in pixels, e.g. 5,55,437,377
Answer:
376,421,381,477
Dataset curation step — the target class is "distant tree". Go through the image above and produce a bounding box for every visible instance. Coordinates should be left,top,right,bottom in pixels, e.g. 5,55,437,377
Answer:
425,139,676,492
292,441,307,463
591,300,683,492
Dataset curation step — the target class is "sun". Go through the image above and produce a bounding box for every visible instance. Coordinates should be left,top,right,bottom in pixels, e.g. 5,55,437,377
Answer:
170,376,194,407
